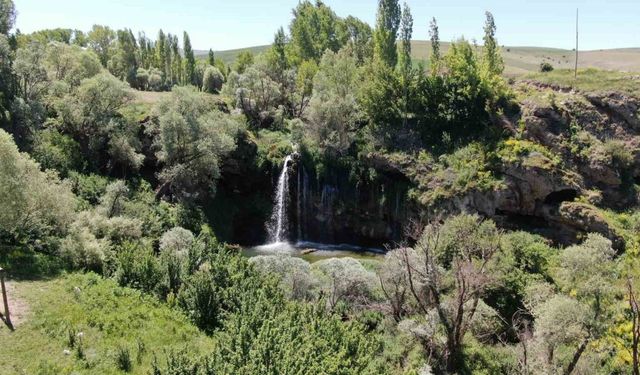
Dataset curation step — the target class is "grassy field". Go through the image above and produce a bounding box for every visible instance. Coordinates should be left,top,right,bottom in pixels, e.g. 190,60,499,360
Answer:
199,41,640,76
522,68,640,97
0,273,214,375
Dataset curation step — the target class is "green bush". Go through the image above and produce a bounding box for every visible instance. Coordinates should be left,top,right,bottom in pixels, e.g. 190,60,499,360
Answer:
115,346,132,372
539,61,554,72
177,248,279,334
202,66,224,94
32,128,85,176
115,241,161,294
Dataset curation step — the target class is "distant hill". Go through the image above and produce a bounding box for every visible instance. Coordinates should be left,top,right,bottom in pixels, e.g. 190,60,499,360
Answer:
197,41,640,76
195,45,270,65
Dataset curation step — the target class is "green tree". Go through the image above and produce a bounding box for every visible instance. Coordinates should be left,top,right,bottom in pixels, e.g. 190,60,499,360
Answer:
271,27,289,73
429,17,440,75
0,34,14,129
340,16,373,65
13,42,49,101
290,58,317,117
0,0,16,35
170,34,182,86
55,73,140,173
307,48,359,155
234,50,254,74
440,38,490,142
359,60,401,147
0,129,76,243
155,29,167,78
87,25,115,66
207,48,214,66
221,60,282,126
373,0,401,67
201,66,224,94
150,86,242,198
45,42,102,87
72,29,87,47
289,0,342,63
398,2,413,128
107,29,139,85
393,214,502,372
482,11,504,76
182,32,196,86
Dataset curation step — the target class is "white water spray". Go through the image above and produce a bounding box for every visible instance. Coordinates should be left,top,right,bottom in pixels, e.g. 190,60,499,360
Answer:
267,155,293,243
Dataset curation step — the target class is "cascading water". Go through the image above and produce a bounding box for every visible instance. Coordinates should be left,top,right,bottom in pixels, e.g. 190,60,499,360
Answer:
266,154,293,243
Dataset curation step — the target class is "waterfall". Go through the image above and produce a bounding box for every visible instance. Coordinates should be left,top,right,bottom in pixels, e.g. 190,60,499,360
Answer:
267,155,293,243
302,168,309,240
297,166,302,241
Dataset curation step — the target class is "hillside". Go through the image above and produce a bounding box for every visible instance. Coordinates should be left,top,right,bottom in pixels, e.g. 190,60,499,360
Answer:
201,41,640,75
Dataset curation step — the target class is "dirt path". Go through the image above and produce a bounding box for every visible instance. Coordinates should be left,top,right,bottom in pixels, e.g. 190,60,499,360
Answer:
2,281,30,327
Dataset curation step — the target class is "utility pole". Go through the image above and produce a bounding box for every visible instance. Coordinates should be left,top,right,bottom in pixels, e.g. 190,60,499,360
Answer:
575,8,579,79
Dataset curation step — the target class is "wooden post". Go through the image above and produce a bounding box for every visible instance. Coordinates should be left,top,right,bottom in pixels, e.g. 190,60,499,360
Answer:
0,267,11,327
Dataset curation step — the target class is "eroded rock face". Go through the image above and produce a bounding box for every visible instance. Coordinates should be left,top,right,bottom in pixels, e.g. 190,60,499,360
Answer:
585,92,640,131
421,86,640,248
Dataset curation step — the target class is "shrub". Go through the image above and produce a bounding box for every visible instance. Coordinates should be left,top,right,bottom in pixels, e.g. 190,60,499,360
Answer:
159,227,194,257
31,128,85,176
59,226,108,272
497,138,561,170
306,48,360,156
311,257,376,310
250,255,316,300
539,62,554,72
414,143,503,205
602,139,633,170
202,66,224,94
67,172,111,206
177,249,282,334
115,345,132,372
0,129,77,242
115,242,161,293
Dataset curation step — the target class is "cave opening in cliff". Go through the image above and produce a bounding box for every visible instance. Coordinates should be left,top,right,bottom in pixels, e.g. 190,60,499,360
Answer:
544,189,577,205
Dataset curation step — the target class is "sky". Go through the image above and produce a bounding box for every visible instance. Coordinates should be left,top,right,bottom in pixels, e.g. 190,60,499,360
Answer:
13,0,640,51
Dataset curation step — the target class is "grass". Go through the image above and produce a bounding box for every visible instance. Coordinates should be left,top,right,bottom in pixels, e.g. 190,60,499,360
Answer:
0,273,214,374
522,68,640,97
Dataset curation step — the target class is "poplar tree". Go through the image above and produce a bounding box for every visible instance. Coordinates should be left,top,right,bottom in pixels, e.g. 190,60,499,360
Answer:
164,33,173,84
272,27,289,72
208,49,215,66
429,17,440,75
373,0,401,67
171,35,182,85
155,29,167,76
399,2,412,73
183,31,196,86
0,0,16,35
399,2,413,128
483,11,503,75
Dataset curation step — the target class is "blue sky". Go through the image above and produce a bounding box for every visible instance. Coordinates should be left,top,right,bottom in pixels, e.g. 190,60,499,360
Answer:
13,0,640,51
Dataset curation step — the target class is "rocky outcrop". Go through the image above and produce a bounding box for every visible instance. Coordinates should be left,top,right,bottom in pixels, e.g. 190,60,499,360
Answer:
585,92,640,131
419,85,640,248
551,202,624,250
